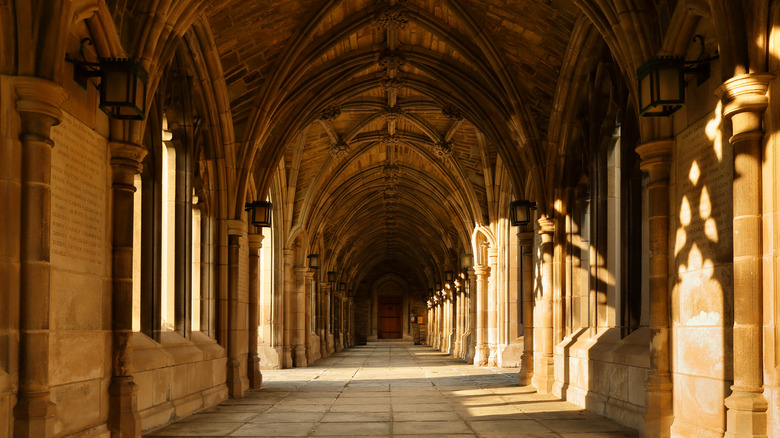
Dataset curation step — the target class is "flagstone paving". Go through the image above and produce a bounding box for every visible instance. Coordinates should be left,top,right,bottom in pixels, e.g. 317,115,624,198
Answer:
145,344,638,437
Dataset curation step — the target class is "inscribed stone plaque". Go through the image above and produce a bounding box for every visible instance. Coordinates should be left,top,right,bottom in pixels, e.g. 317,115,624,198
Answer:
50,112,108,273
675,113,733,268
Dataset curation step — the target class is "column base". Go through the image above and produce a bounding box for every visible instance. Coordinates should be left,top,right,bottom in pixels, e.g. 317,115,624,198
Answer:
644,371,673,438
294,345,308,367
226,358,245,398
518,352,534,386
248,355,263,389
108,376,141,438
320,332,329,359
13,392,56,438
532,355,555,394
474,344,489,366
724,387,768,438
283,346,294,369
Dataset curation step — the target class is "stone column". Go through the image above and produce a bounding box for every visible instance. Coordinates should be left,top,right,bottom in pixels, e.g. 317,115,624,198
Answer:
487,248,499,366
294,267,308,367
319,283,329,358
453,281,462,356
474,265,490,365
326,287,334,354
226,221,247,397
247,233,264,388
636,139,674,436
718,73,773,438
12,78,67,438
466,268,476,363
534,218,555,394
305,270,315,363
105,140,148,437
518,231,535,385
282,249,294,368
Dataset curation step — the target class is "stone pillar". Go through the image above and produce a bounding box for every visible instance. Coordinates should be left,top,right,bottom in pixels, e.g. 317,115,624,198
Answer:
305,270,315,363
518,231,535,385
453,281,462,356
319,283,329,358
534,218,555,394
226,221,247,397
294,267,308,367
282,249,294,368
466,268,476,363
636,139,674,436
105,140,148,437
12,78,68,438
326,286,334,354
247,233,264,388
487,248,499,366
718,73,773,438
474,265,490,365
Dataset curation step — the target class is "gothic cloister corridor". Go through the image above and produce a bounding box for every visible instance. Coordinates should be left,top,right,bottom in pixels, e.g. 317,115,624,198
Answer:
146,344,637,437
5,1,780,437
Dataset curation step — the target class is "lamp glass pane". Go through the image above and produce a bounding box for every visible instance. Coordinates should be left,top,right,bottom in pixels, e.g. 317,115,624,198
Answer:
640,73,652,110
460,253,473,268
659,67,682,102
103,69,128,104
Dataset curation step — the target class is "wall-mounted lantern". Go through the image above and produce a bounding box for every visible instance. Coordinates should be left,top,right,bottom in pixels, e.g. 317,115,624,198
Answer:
460,253,474,269
66,39,148,120
307,254,320,269
444,271,454,282
636,56,685,117
327,271,337,284
637,42,719,117
435,282,442,291
245,201,272,228
339,282,346,292
509,200,537,226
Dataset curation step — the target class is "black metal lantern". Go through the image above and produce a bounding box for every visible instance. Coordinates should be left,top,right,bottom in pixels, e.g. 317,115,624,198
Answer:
428,288,434,298
460,253,474,269
307,254,320,269
99,58,148,120
444,270,454,282
245,201,272,228
636,56,684,117
327,271,337,284
509,200,537,226
339,282,346,292
66,40,148,121
435,282,442,291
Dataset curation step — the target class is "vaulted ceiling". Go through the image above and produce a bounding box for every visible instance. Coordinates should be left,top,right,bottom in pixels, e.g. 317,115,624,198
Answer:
199,0,580,294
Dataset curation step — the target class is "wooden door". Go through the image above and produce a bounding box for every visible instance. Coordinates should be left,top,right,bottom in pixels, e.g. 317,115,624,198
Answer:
378,296,402,339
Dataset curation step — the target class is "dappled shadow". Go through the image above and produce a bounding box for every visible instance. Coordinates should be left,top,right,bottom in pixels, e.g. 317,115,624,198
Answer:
145,345,637,437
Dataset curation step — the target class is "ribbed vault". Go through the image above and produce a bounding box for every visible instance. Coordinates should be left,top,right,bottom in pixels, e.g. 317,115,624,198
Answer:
200,0,580,296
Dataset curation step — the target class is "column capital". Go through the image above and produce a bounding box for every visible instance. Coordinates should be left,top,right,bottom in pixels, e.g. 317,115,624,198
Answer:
248,233,265,251
537,217,555,239
109,141,147,178
305,270,315,280
517,231,534,248
473,265,490,277
227,219,247,236
294,266,308,278
15,76,69,126
718,73,774,137
636,139,673,174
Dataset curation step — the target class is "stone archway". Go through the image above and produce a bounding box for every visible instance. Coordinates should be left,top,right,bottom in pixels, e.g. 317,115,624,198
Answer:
367,274,412,342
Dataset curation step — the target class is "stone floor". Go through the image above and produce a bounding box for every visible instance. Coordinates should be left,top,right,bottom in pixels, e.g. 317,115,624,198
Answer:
145,344,638,437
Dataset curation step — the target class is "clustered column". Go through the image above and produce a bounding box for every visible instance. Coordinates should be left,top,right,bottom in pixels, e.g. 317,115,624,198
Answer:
474,265,490,366
12,78,68,438
518,231,534,386
534,217,555,394
226,221,247,397
718,73,773,438
247,233,264,388
635,138,673,436
294,267,308,367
